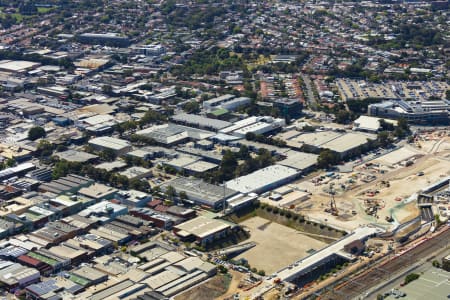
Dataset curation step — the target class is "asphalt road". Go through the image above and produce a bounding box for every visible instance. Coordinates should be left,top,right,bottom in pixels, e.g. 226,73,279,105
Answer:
320,227,450,300
300,73,317,110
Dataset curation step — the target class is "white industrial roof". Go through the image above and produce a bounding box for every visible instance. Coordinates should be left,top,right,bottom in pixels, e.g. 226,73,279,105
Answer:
174,216,231,239
226,165,299,194
353,116,398,133
0,60,40,72
321,132,376,153
89,136,130,151
277,151,318,171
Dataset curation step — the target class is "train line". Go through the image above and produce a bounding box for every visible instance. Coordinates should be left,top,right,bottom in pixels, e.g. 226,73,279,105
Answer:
321,227,450,300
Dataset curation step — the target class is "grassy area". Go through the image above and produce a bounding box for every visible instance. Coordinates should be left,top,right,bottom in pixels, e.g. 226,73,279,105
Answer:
0,9,24,22
37,7,53,14
11,13,24,21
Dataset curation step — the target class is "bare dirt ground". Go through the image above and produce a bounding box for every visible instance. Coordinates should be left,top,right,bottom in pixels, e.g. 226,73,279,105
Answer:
215,270,244,300
235,216,327,274
174,273,231,300
289,136,450,231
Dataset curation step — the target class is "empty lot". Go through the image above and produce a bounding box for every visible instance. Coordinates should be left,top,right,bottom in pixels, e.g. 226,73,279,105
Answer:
236,217,327,274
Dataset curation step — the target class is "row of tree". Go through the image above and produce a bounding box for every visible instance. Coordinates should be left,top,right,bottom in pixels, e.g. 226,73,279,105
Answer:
203,147,275,183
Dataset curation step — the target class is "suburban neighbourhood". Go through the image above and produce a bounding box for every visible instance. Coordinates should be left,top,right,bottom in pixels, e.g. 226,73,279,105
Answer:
0,0,448,299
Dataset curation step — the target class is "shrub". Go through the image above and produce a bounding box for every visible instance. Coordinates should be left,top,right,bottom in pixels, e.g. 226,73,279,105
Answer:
404,273,420,285
432,260,441,268
218,265,228,274
273,207,279,214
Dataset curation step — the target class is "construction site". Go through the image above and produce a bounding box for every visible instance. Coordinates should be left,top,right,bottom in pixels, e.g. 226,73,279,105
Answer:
262,130,450,237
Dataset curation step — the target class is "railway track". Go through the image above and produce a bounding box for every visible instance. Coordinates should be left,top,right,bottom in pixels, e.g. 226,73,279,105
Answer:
321,227,450,300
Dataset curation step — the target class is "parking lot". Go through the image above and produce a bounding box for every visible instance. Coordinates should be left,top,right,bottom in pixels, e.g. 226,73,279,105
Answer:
384,267,450,299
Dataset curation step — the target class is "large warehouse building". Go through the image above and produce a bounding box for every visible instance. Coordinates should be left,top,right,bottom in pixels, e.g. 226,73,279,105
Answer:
283,130,376,159
160,177,239,211
173,216,233,245
88,136,132,156
225,165,300,194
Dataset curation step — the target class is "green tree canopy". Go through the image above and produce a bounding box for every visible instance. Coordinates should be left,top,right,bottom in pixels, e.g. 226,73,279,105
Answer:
28,126,46,140
317,149,340,168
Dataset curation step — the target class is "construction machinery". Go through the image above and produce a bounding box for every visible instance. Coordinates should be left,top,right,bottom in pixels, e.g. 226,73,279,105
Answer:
324,183,338,216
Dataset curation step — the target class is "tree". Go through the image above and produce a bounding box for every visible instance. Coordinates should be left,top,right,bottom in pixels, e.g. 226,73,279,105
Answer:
238,145,250,160
379,119,395,131
377,131,392,147
166,185,177,201
5,158,14,167
152,185,162,195
397,117,409,132
179,191,188,200
99,149,116,161
302,125,316,132
404,273,420,284
102,84,113,95
317,149,340,168
432,260,441,268
37,140,54,157
182,101,200,113
219,150,238,181
28,126,46,140
335,110,352,124
245,132,256,141
217,265,228,274
52,160,70,179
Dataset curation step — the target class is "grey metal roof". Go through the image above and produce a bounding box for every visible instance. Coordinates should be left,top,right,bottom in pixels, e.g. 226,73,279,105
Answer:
171,113,231,131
